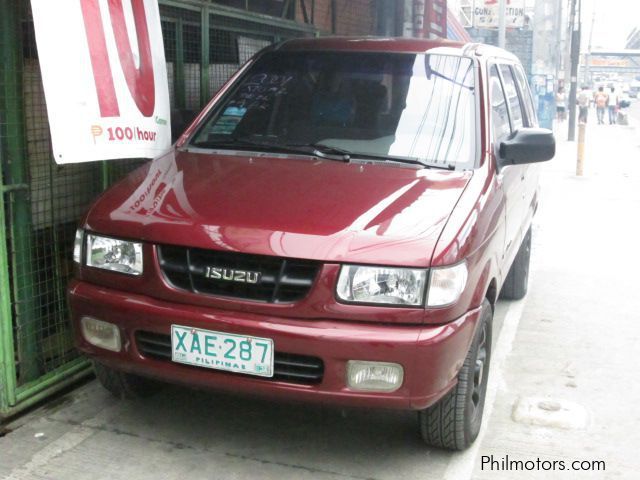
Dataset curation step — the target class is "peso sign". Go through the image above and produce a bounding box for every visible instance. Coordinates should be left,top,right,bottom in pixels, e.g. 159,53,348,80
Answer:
31,0,171,164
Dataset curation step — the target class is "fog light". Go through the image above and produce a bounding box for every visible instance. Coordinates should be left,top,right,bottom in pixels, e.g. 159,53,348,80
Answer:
81,317,121,352
346,361,403,392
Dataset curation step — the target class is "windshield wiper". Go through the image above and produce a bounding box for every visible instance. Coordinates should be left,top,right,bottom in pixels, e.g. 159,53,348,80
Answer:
374,156,455,170
289,144,459,169
284,142,351,161
286,144,457,168
191,138,350,162
193,138,455,169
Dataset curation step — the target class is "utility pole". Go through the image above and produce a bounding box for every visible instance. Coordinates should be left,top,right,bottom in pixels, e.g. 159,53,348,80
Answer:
553,0,563,83
564,0,574,89
498,0,506,48
567,0,581,141
584,9,595,86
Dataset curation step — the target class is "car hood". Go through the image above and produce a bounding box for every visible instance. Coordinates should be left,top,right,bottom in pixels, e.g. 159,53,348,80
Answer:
85,149,472,267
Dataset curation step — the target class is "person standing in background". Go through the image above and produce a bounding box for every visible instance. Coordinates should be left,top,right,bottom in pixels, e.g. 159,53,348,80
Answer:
556,87,566,122
595,86,608,125
578,86,590,124
608,87,618,125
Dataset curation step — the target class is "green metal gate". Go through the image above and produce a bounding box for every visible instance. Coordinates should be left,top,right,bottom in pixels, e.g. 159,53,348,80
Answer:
0,0,316,419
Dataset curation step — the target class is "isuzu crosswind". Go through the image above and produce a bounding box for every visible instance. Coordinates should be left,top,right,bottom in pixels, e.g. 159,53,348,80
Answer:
70,38,554,450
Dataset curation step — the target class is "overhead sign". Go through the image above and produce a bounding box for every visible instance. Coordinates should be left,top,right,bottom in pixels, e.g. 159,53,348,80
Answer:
473,0,525,29
31,0,170,164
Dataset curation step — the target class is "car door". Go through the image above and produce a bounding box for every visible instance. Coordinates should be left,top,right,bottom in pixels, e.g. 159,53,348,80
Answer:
489,64,526,268
512,63,541,230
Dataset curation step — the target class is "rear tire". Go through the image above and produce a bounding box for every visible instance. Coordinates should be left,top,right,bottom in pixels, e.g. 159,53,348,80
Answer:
500,227,532,300
418,299,493,450
93,361,162,399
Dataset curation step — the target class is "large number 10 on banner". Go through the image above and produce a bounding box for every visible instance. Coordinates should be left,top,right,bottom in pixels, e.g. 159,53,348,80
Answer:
31,0,171,164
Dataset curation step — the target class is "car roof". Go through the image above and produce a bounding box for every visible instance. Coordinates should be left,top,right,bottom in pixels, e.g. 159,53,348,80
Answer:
276,36,520,63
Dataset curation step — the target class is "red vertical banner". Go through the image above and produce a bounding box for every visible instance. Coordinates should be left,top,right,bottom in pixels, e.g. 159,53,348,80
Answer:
413,0,426,38
413,0,448,39
425,0,447,39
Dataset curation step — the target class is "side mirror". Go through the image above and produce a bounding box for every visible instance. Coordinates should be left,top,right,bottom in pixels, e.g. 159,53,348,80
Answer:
499,128,555,166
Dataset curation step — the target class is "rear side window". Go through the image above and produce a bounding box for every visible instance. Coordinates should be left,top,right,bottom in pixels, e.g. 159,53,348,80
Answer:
513,65,537,126
489,66,510,141
499,65,524,130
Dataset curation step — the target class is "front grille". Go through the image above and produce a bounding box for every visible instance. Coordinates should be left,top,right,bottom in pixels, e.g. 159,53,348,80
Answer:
157,245,320,303
135,331,324,385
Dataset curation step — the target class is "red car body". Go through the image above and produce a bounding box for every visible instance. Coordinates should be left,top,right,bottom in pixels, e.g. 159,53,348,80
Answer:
69,38,542,410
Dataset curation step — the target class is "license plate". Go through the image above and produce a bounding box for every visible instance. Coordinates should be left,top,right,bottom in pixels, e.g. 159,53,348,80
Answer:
171,325,274,377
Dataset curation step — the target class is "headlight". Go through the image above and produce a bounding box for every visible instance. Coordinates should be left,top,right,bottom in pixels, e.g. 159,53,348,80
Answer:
337,265,427,306
85,233,143,275
426,262,467,307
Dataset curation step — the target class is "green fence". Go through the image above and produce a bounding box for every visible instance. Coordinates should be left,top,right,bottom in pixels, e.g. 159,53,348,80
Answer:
0,0,317,419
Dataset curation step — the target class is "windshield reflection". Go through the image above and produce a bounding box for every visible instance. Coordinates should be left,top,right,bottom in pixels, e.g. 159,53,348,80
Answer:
192,51,476,169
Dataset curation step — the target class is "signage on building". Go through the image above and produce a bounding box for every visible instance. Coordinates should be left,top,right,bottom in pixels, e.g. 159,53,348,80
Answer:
473,0,525,29
589,58,630,67
412,0,447,39
30,0,170,164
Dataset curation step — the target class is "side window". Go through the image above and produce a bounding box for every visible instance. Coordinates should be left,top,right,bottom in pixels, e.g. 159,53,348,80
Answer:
513,65,537,126
489,65,510,141
499,65,524,130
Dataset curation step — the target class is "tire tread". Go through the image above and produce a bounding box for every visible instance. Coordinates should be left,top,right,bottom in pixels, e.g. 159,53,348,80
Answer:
93,362,161,399
418,299,492,450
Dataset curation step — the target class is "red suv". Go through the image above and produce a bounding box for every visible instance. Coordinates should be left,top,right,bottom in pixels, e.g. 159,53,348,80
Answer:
69,38,554,450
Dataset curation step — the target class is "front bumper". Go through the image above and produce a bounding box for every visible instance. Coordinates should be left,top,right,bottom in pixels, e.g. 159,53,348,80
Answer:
68,279,480,410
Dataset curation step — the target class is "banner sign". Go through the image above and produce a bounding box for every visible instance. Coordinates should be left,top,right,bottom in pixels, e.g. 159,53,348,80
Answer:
473,0,525,29
31,0,171,164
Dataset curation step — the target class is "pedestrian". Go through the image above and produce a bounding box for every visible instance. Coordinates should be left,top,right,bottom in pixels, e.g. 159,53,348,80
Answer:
577,86,590,124
594,86,608,125
556,87,566,122
608,86,618,125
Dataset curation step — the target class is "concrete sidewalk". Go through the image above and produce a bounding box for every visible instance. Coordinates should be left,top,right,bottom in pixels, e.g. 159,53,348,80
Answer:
1,121,639,480
472,119,640,479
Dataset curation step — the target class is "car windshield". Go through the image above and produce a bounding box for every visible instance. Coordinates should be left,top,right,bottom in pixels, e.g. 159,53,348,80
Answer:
191,51,477,169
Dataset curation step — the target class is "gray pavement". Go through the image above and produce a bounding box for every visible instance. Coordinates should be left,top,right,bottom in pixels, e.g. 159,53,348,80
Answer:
627,99,640,124
1,118,639,480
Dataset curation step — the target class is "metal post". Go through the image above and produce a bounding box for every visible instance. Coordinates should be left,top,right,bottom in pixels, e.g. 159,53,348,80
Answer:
0,0,19,413
498,0,506,48
576,122,585,175
100,161,110,190
567,0,581,141
200,6,210,108
0,186,18,413
0,0,39,384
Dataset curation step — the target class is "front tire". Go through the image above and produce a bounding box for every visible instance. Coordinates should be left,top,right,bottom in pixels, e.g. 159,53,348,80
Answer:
418,299,493,450
93,361,162,399
500,227,532,300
